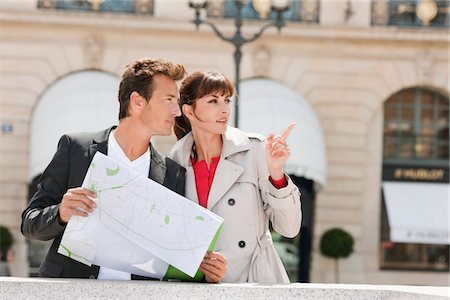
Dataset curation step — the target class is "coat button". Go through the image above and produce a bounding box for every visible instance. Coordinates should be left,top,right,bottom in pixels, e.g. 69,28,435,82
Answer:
238,241,246,248
89,275,96,279
228,198,235,206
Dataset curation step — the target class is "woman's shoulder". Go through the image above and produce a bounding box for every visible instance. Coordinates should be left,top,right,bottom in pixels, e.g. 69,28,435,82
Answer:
168,132,194,164
226,126,265,142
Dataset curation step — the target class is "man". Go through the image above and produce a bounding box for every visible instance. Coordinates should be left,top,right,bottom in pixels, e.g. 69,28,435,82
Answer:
21,58,226,282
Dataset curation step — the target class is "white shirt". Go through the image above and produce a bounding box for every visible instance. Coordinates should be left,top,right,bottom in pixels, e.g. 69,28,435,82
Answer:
97,130,151,280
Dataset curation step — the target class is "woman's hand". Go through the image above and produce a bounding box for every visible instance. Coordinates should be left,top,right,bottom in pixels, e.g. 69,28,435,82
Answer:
265,123,295,180
200,251,227,283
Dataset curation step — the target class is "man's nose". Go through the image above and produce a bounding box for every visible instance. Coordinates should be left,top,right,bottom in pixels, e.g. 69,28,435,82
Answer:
173,104,181,117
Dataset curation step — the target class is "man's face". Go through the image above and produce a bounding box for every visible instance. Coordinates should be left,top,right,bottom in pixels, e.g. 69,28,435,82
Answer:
141,74,181,136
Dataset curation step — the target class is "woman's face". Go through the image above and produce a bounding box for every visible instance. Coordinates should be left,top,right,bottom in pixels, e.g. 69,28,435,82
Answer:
184,92,231,135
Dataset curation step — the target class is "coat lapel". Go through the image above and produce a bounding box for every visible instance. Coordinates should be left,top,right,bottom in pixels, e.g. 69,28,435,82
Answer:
207,127,250,210
207,158,244,210
170,127,251,210
149,145,166,184
185,165,199,205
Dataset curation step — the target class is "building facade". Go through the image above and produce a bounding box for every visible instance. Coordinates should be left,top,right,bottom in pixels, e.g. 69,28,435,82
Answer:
0,0,448,285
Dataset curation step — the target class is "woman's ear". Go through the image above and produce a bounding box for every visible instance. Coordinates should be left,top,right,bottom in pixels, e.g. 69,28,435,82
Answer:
182,104,193,119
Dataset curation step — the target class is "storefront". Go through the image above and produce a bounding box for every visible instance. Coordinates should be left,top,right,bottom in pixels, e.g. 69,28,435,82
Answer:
380,87,449,272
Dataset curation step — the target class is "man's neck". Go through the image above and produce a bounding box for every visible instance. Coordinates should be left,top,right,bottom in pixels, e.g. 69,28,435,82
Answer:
113,120,152,161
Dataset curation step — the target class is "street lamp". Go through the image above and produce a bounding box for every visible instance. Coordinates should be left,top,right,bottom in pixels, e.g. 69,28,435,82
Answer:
188,0,290,128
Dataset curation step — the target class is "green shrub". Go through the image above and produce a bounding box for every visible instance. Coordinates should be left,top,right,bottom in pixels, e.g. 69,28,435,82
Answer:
320,228,354,259
319,228,354,283
0,226,14,261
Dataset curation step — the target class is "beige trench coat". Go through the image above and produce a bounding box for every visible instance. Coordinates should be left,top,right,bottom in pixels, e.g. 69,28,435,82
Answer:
169,127,302,283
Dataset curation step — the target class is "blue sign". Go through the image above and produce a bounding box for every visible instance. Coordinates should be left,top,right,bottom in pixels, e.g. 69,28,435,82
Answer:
1,124,13,133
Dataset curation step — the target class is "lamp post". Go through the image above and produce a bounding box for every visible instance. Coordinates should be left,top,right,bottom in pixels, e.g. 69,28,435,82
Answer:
188,0,290,128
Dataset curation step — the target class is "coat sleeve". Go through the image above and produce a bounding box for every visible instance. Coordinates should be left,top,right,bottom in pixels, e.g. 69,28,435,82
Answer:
256,141,302,238
21,135,70,241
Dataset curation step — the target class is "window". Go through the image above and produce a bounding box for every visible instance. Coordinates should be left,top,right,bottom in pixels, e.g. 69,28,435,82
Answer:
380,87,449,272
37,0,154,15
383,87,449,165
207,0,319,23
372,0,450,28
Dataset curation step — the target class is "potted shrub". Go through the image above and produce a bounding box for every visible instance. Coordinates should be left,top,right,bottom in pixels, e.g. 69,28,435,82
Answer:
319,227,354,283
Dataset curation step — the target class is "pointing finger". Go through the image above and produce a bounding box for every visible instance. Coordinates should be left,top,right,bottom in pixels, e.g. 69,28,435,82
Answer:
281,122,296,140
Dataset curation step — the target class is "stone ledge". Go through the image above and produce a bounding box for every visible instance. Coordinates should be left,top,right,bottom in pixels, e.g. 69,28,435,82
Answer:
0,277,448,300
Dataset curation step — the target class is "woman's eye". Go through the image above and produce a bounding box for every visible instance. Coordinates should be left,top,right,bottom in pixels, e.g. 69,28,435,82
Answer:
225,99,231,104
208,99,217,104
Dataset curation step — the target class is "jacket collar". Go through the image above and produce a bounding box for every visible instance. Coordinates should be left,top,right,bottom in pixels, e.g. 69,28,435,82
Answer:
88,126,115,160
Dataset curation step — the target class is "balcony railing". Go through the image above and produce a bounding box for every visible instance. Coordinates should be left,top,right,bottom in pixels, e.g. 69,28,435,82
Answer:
207,0,319,23
372,0,450,28
37,0,154,15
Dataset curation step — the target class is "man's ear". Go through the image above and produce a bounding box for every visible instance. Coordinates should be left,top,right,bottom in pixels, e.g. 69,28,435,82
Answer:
129,91,143,113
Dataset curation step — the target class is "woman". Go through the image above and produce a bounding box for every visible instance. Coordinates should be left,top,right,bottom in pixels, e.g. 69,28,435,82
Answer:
169,70,301,283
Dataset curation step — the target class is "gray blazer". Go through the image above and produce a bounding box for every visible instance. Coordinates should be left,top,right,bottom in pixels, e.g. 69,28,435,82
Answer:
21,126,186,279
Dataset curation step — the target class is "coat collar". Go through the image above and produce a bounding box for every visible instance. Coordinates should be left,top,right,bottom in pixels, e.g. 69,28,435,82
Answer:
88,126,165,184
171,126,251,210
171,126,252,166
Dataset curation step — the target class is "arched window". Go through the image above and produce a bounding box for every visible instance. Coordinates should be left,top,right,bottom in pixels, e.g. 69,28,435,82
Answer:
383,87,449,165
381,87,449,272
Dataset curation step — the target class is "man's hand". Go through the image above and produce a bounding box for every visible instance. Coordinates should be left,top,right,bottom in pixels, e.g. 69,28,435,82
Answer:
200,251,227,283
266,122,295,180
58,187,97,224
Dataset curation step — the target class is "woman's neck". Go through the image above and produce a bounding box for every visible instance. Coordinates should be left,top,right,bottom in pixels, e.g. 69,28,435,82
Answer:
191,129,222,166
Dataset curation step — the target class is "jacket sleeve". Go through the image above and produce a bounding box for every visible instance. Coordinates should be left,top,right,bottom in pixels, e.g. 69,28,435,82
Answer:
21,135,71,241
256,141,302,238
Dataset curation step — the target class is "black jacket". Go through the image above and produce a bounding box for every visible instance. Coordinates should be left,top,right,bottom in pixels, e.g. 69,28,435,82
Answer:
21,127,186,278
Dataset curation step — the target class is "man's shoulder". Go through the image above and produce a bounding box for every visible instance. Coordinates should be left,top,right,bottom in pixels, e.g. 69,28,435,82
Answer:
62,127,112,147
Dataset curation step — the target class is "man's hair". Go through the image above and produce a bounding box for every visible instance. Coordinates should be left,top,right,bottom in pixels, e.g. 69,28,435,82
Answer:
118,58,186,120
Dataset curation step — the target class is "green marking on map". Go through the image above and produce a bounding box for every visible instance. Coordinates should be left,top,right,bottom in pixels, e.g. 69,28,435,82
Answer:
91,162,95,168
106,166,120,176
164,215,170,224
59,244,92,265
89,183,98,194
59,243,72,258
195,216,204,221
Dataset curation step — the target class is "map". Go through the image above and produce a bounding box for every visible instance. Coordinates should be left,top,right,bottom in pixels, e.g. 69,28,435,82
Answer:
58,152,223,278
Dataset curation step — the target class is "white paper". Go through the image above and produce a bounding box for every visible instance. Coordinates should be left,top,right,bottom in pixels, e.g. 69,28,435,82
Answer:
58,152,223,277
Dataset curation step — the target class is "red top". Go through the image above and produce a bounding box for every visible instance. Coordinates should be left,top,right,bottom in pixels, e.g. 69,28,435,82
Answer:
269,175,288,189
191,157,220,208
191,156,288,208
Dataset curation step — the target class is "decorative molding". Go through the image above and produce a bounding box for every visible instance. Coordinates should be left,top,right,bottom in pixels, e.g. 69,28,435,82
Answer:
252,45,271,77
301,0,320,23
416,51,434,83
83,35,105,69
372,0,389,25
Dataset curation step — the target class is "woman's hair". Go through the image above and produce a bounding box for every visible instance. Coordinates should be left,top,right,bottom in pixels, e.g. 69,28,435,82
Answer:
174,70,234,140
